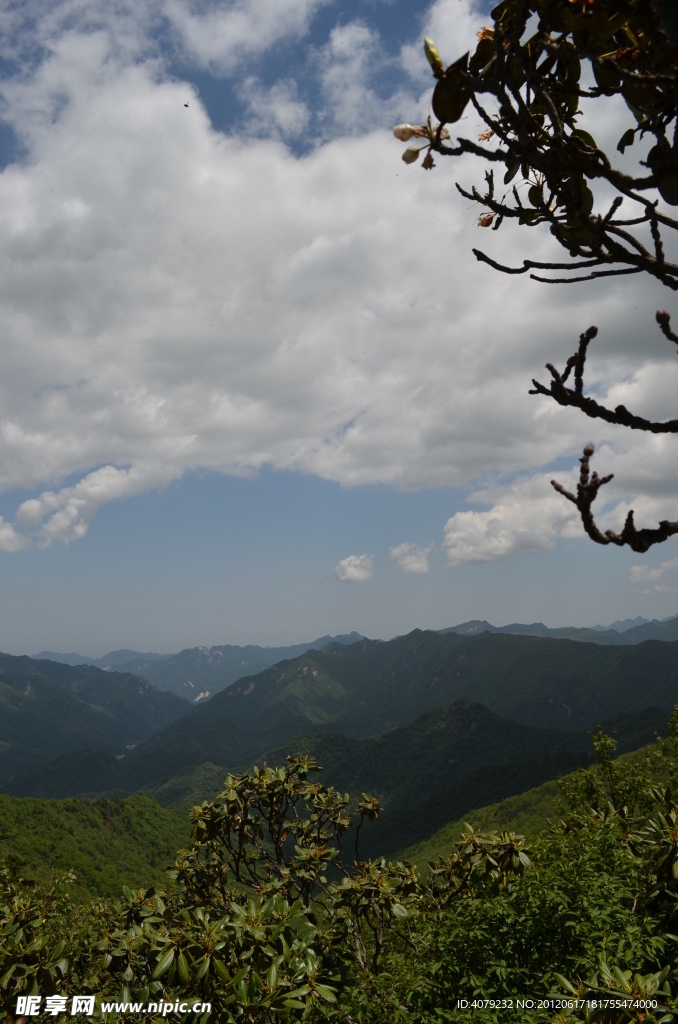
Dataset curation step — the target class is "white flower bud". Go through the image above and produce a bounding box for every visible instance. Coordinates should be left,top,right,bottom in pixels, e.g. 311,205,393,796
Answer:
424,38,444,75
402,147,421,165
393,124,418,142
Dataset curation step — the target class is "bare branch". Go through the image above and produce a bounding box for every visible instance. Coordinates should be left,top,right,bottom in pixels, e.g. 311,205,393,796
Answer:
472,249,612,275
530,267,643,284
530,322,678,432
656,309,678,346
552,444,678,553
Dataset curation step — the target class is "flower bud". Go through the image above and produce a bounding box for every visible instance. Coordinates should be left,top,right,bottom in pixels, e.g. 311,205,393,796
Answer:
393,124,418,142
402,147,421,164
424,37,445,75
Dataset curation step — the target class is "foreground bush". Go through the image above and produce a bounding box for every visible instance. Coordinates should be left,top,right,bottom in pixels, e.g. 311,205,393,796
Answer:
4,722,678,1023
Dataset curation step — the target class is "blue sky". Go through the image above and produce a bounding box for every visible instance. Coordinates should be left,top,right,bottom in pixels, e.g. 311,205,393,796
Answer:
0,0,677,656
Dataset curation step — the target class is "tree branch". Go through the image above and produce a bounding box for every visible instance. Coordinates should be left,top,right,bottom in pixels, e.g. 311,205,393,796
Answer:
552,444,678,553
529,322,678,432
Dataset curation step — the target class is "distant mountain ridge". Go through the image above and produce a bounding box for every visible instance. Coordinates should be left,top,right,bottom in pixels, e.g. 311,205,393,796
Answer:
440,615,678,645
33,649,172,669
592,616,649,632
33,633,364,701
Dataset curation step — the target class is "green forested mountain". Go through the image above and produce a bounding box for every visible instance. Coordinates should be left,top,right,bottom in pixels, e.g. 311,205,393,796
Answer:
109,628,678,792
6,696,668,865
7,628,677,801
260,704,668,858
0,653,190,785
404,775,566,867
203,629,678,737
0,793,188,899
0,708,667,900
118,632,364,699
258,702,665,810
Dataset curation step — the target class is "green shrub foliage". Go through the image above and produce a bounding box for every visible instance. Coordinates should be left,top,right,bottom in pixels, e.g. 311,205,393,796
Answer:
5,725,678,1023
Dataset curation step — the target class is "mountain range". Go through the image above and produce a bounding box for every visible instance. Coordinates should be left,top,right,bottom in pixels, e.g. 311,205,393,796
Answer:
33,632,364,701
442,615,678,645
34,619,678,708
4,622,678,885
7,629,678,822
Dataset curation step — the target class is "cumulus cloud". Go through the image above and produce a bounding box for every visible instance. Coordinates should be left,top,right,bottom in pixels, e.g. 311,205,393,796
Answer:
164,0,331,74
15,463,177,547
390,542,432,573
0,517,30,553
442,432,678,567
335,553,374,582
0,0,674,554
238,77,309,138
630,557,678,587
317,22,415,137
443,473,584,567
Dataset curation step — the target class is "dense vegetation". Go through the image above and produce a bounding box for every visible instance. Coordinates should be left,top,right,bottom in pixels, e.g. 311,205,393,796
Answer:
4,714,678,1023
0,795,188,902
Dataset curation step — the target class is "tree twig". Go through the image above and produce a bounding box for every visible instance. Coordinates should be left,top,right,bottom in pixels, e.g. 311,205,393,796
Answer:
551,444,678,553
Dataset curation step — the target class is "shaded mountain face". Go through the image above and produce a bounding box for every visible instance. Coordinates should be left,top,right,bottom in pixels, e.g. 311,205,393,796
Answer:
440,617,678,645
0,653,190,786
9,699,667,864
11,629,678,801
256,701,666,812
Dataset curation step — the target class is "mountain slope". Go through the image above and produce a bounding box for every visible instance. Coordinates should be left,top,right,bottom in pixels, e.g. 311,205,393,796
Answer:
198,629,678,736
0,653,190,785
0,793,188,899
259,704,667,811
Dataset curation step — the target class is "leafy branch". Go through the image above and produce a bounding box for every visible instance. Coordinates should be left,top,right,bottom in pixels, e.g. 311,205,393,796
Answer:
393,0,678,552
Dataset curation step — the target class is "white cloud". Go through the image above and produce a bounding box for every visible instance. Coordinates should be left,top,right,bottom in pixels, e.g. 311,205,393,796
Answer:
238,77,309,138
15,463,177,547
335,553,374,582
630,557,678,586
0,0,675,555
390,542,432,573
318,22,415,137
443,473,583,567
164,0,331,74
0,517,30,553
